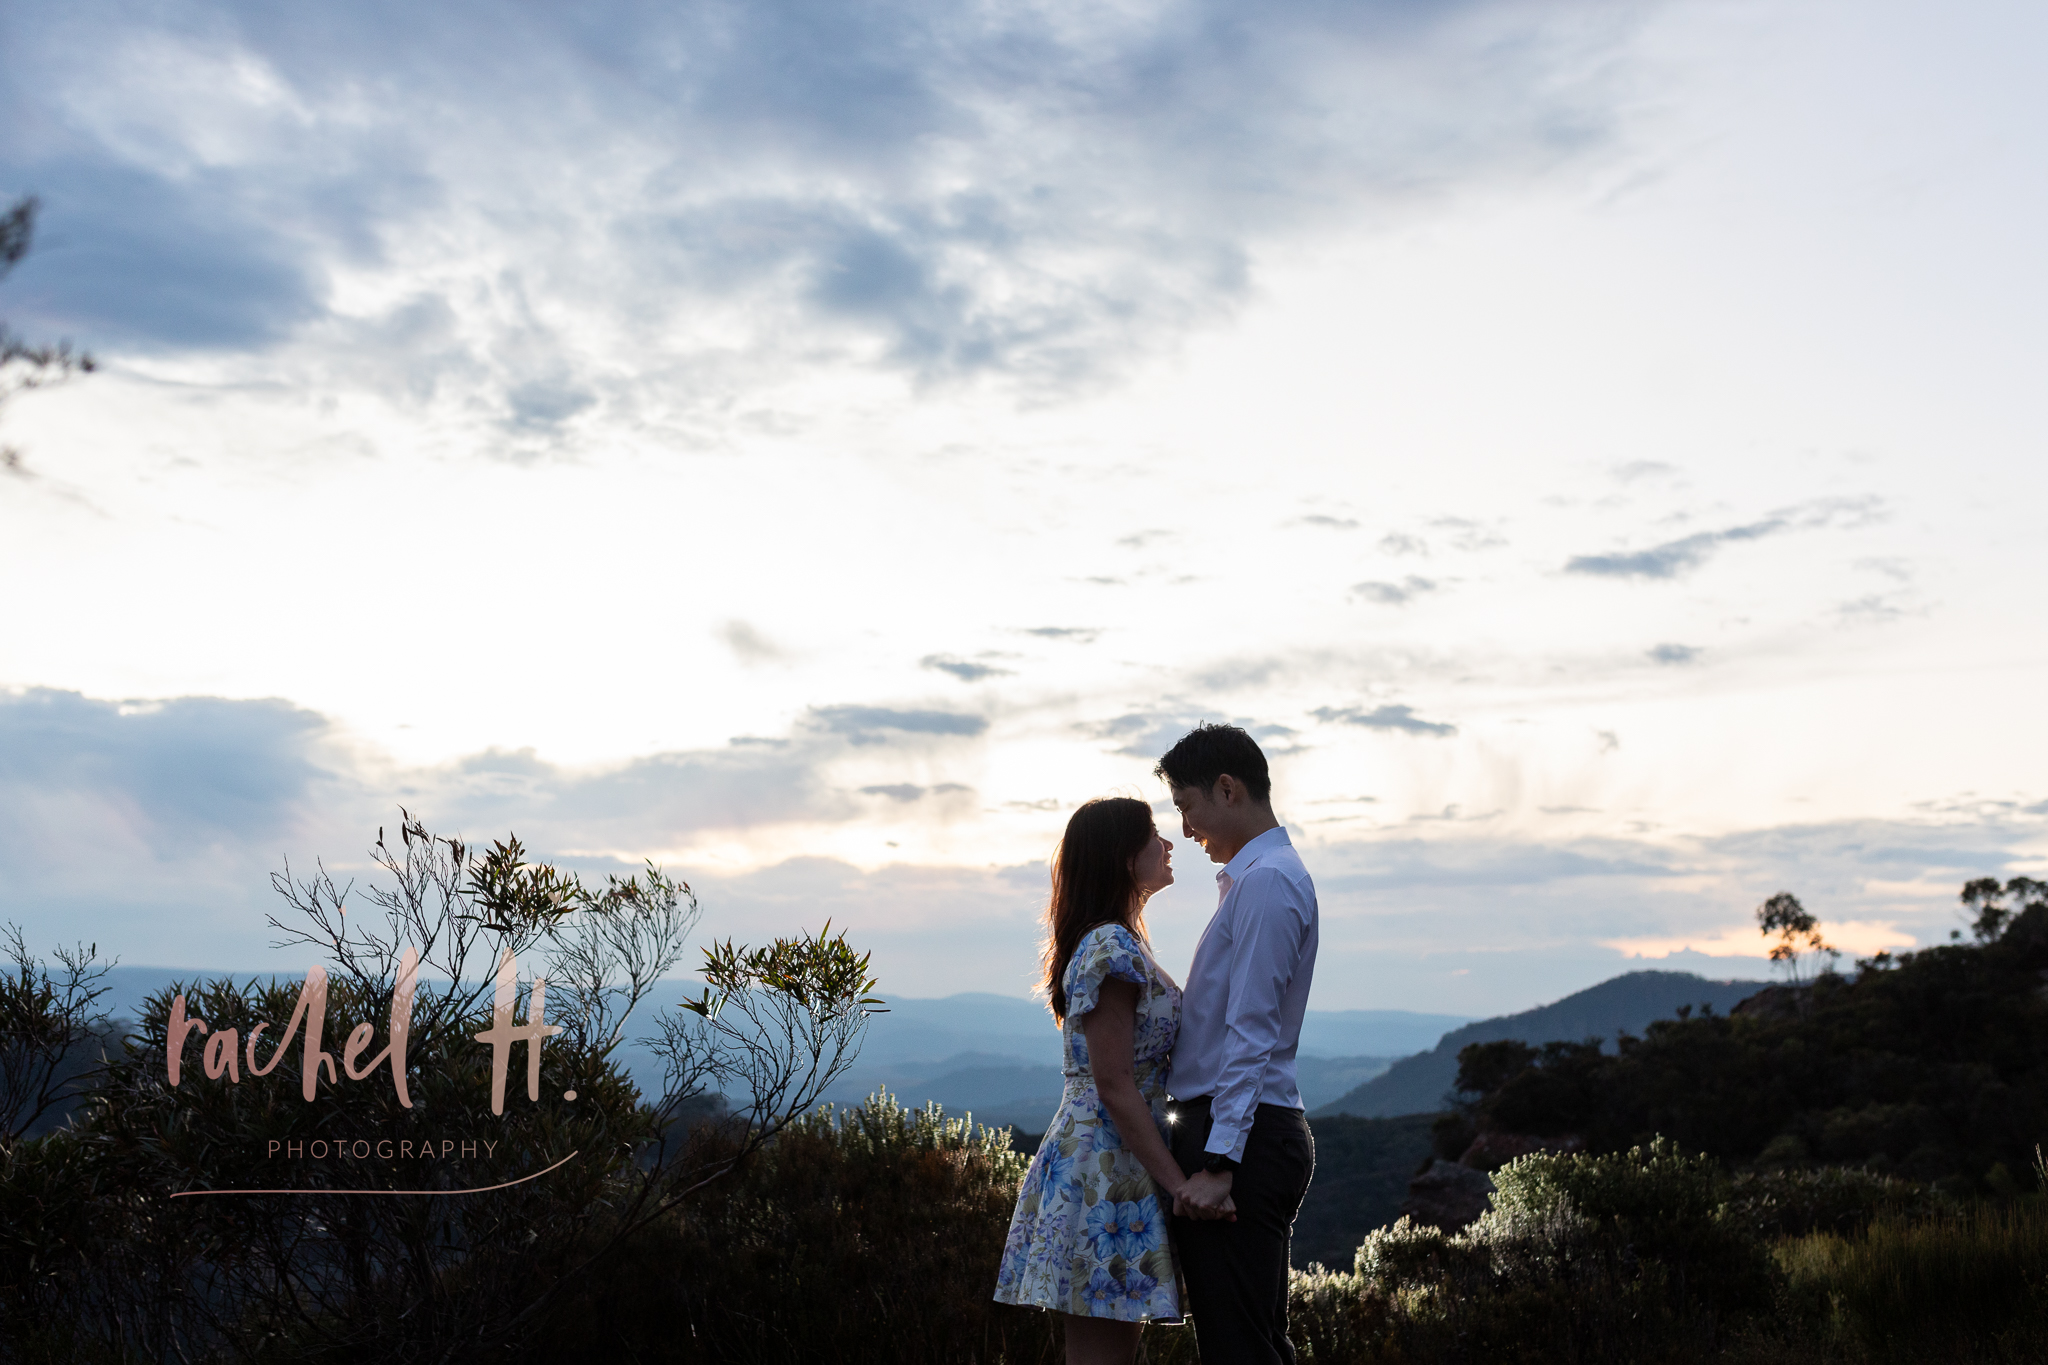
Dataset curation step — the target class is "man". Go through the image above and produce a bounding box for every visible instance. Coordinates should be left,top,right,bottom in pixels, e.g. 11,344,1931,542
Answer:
1158,722,1319,1365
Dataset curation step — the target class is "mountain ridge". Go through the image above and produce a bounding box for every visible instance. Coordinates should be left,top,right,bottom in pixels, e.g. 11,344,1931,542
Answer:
1311,970,1769,1119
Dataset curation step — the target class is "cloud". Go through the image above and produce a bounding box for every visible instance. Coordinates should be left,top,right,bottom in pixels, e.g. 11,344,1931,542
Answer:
1566,498,1887,581
0,159,326,352
0,687,364,966
1311,703,1457,737
1021,627,1101,642
1564,519,1784,579
860,783,972,802
4,0,1641,407
1837,594,1907,625
0,686,335,855
1406,804,1502,824
1377,532,1428,556
1352,575,1437,605
1429,517,1508,551
1292,514,1359,530
717,619,788,665
1084,710,1299,759
920,654,1012,682
1610,460,1679,483
1602,920,1915,960
1317,839,1672,893
0,689,999,926
807,705,989,744
1646,643,1699,665
1792,496,1886,530
5,684,2044,1013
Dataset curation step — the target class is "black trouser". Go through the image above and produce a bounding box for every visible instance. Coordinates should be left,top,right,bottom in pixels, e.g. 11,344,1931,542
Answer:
1168,1096,1316,1365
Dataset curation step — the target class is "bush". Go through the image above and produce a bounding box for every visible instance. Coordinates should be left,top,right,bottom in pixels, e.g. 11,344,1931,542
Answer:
1774,1201,2048,1358
1724,1166,1955,1240
1339,1140,1772,1362
0,818,884,1365
533,1092,1064,1364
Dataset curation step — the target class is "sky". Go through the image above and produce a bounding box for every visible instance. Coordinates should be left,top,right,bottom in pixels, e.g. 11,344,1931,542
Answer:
2,0,2044,1016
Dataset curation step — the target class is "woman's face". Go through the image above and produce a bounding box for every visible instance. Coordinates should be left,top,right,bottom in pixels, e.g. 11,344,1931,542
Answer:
1130,826,1175,898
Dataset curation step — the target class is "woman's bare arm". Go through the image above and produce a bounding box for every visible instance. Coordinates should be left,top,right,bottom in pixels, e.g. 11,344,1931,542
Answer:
1078,978,1190,1204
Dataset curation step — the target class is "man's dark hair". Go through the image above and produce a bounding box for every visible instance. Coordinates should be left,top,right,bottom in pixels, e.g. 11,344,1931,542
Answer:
1154,723,1272,803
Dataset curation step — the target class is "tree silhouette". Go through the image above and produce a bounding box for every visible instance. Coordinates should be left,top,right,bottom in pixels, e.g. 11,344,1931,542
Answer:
1,196,95,478
1756,891,1838,987
1959,876,2047,944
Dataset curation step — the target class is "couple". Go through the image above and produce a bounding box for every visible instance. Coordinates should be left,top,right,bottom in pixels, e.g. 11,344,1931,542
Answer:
994,724,1320,1365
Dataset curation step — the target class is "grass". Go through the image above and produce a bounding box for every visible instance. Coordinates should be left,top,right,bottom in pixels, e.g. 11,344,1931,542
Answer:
1771,1200,2048,1360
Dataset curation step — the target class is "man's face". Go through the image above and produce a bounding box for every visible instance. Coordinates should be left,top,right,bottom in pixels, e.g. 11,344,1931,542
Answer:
1169,782,1230,864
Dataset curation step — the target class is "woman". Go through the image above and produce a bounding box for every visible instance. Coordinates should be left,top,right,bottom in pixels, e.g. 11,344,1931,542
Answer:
994,797,1204,1364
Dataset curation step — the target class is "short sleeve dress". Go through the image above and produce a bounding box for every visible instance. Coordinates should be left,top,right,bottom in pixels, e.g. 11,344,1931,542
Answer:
993,922,1183,1322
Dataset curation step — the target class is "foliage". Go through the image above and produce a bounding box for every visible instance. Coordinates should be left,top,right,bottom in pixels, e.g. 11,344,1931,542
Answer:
531,1090,1060,1364
0,196,96,478
1756,892,1838,987
1452,880,2048,1192
1291,1146,2048,1363
0,814,881,1364
1343,1141,1772,1362
1290,1114,1437,1269
0,923,112,1140
661,921,886,1140
1959,876,2047,945
1773,1201,2048,1359
1721,1166,1956,1240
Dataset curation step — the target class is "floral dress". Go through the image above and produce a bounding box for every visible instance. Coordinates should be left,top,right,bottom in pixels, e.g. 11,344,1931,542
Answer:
993,922,1183,1322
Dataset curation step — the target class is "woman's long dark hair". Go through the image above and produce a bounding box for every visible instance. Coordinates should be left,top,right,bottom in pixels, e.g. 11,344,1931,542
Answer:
1042,797,1157,1022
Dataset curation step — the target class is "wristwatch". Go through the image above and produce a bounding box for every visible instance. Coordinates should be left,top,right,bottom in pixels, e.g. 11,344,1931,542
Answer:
1202,1152,1239,1175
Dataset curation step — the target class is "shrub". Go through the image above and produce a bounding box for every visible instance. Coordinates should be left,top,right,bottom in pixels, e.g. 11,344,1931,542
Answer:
1724,1166,1954,1240
533,1091,1064,1364
0,818,884,1365
1340,1140,1772,1363
1775,1201,2048,1356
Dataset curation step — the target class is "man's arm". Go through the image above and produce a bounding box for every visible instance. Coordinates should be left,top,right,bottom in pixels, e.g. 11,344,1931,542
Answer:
1201,866,1311,1163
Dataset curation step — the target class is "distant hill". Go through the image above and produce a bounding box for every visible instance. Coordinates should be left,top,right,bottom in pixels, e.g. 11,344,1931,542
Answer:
1296,1009,1471,1058
1312,971,1767,1119
1446,902,2048,1190
831,1049,1403,1133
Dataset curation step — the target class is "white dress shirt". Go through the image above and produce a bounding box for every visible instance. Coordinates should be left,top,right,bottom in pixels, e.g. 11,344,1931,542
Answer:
1168,825,1320,1163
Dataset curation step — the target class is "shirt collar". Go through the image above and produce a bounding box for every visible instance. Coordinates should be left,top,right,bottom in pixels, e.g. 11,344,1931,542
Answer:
1215,825,1291,890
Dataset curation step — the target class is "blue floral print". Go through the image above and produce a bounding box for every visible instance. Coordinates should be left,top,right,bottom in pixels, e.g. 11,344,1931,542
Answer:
993,923,1183,1323
1085,1267,1122,1314
1115,1200,1164,1262
1085,1198,1124,1260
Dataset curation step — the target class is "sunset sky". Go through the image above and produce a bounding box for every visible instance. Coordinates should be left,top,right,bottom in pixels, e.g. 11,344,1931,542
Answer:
3,0,2043,1015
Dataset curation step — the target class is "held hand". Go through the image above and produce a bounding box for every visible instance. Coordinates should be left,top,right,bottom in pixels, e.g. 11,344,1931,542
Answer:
1176,1192,1236,1221
1173,1170,1237,1221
